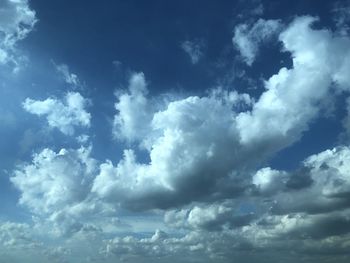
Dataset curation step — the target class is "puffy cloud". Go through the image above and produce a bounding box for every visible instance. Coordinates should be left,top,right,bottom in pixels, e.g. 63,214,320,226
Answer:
240,211,350,258
232,19,282,65
0,0,37,68
11,146,97,215
96,88,254,210
165,204,255,231
113,72,154,143
23,92,91,135
181,39,205,64
271,146,350,215
10,145,122,237
252,167,288,196
95,16,350,211
236,16,350,153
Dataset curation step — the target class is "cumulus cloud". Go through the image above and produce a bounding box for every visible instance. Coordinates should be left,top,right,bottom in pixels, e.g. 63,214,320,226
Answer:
96,87,254,210
252,167,288,196
23,92,91,135
232,18,282,65
10,146,121,237
11,146,96,214
181,39,205,64
236,16,350,153
113,72,154,143
165,204,255,231
270,146,350,215
93,16,350,211
0,0,37,68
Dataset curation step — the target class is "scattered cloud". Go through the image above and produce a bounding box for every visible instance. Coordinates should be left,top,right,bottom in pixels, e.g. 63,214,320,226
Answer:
332,1,350,36
113,72,154,143
0,0,37,70
181,39,205,64
53,62,82,88
23,92,91,135
232,19,282,65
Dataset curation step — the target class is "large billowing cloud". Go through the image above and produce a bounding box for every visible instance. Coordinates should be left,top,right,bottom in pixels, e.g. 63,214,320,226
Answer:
93,16,350,210
23,92,91,135
0,0,36,68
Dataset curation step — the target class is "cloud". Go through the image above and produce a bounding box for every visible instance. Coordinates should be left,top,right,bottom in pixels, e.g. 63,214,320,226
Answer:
0,0,37,69
270,146,350,215
232,18,282,65
252,167,288,196
11,146,97,215
342,97,350,141
96,87,254,210
165,204,255,231
53,63,82,88
104,229,247,262
181,39,205,64
236,16,350,154
332,1,350,36
23,92,91,135
0,222,36,249
113,72,154,143
93,16,350,211
10,145,120,237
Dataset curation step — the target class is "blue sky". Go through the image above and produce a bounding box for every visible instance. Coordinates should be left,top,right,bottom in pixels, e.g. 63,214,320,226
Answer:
1,0,350,262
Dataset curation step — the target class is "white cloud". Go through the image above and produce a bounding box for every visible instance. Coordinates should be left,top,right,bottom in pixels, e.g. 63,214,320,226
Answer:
0,0,37,68
113,72,154,143
23,92,91,135
95,16,350,211
252,167,288,196
270,146,350,215
232,18,282,65
54,63,81,88
96,87,254,209
11,146,97,215
181,39,205,64
236,16,350,153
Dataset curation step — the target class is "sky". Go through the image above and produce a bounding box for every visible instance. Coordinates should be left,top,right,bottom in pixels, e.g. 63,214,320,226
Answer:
1,0,350,262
